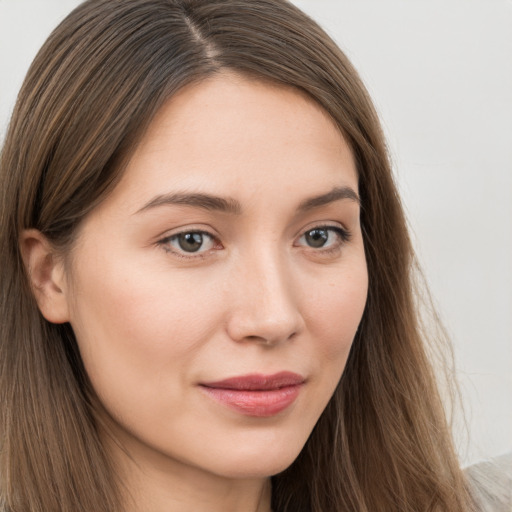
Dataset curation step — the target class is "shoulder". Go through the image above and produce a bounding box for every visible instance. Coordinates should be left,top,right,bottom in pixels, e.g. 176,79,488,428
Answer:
464,452,512,512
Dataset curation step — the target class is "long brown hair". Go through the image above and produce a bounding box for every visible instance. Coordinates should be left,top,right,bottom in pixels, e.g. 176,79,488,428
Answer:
0,0,474,510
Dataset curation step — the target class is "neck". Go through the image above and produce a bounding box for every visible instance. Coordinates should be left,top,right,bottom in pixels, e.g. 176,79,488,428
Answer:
105,433,272,512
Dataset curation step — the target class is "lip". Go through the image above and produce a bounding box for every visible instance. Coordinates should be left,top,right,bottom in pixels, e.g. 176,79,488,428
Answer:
199,372,305,417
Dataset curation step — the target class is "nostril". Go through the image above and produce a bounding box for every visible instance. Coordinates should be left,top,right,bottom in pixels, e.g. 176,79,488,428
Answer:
232,327,300,347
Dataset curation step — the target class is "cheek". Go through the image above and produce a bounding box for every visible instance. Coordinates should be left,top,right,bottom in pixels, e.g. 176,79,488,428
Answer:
283,258,368,447
293,258,367,424
67,252,224,397
305,262,368,359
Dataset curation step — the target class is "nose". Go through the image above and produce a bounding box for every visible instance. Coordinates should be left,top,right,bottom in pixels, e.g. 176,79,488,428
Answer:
225,249,304,346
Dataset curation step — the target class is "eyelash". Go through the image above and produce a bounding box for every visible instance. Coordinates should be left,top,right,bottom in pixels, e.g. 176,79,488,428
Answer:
158,230,219,260
157,225,352,260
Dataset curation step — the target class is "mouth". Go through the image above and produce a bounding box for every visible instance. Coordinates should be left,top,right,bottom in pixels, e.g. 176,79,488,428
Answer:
199,371,305,417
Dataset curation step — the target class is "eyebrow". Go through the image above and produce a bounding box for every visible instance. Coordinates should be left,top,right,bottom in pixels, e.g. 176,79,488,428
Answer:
135,186,360,215
297,186,360,211
136,192,242,215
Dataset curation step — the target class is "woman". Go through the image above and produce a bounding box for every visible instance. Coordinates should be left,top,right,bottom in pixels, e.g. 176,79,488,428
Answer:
0,0,498,510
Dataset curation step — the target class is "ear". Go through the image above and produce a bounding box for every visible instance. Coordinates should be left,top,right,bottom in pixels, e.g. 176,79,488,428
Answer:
19,229,70,324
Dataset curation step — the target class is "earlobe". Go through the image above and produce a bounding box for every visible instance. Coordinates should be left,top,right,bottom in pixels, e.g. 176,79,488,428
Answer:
19,229,70,324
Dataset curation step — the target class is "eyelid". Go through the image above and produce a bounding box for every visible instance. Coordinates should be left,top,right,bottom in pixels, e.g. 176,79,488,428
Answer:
294,223,352,251
154,222,220,240
156,227,222,259
294,221,350,240
155,221,351,260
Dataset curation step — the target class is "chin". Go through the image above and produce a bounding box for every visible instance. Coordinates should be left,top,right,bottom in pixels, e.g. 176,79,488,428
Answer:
199,432,307,480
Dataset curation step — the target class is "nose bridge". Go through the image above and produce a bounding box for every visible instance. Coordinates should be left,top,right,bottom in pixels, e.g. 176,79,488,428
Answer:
226,243,303,344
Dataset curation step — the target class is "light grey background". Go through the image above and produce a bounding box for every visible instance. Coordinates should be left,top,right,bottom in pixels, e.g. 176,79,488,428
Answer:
1,0,511,466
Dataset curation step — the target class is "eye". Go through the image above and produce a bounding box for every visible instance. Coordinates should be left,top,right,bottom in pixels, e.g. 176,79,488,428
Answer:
297,226,350,250
160,230,217,255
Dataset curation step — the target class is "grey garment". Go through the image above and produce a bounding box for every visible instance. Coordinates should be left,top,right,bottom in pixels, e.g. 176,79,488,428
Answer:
465,452,512,512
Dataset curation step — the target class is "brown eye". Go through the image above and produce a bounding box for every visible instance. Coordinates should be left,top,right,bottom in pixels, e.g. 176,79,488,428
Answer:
297,226,350,250
163,231,216,254
176,232,204,252
304,228,329,248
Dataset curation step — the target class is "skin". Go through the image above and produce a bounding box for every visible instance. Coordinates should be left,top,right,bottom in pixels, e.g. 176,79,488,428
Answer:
23,73,368,512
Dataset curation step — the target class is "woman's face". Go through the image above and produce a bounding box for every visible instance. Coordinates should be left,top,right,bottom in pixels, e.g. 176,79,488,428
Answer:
64,74,368,480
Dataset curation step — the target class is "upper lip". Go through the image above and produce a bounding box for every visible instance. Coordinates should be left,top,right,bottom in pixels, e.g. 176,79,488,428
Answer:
201,371,305,390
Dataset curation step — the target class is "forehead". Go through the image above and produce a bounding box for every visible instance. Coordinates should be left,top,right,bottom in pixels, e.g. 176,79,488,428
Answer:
102,72,358,213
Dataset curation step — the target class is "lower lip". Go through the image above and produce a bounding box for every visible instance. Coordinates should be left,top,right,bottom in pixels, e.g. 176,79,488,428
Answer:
200,385,302,417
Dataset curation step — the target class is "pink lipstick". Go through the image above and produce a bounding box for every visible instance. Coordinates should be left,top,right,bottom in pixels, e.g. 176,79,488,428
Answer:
200,372,304,417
